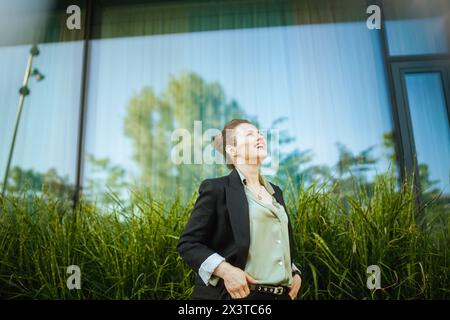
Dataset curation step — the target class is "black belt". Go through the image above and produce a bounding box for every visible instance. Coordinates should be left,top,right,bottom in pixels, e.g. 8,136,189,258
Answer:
249,284,289,295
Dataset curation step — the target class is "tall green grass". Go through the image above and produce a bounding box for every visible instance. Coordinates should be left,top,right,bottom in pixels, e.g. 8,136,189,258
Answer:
0,188,193,299
0,173,448,299
291,174,449,299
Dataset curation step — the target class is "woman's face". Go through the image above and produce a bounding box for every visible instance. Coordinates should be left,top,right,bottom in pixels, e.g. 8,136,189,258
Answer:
226,123,267,165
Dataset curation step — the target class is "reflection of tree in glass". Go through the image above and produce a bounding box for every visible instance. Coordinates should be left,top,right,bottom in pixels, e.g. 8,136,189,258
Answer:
2,166,73,200
84,154,128,205
382,131,397,164
381,131,446,206
418,162,448,216
277,130,400,201
123,72,250,199
120,71,444,207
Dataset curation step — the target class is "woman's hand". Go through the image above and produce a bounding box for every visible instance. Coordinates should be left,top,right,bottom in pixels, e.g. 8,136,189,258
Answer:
288,274,302,300
214,261,258,299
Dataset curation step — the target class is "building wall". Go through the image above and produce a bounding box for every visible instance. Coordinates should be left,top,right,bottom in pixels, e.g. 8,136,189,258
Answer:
0,0,448,206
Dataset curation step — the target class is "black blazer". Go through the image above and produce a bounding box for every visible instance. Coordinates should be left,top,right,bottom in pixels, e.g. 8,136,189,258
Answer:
177,167,298,300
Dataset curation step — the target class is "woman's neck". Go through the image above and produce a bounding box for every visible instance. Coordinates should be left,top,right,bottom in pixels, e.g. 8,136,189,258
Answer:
236,164,261,186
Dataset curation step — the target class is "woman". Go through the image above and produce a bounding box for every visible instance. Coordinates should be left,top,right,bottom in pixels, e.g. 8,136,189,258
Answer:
177,119,302,300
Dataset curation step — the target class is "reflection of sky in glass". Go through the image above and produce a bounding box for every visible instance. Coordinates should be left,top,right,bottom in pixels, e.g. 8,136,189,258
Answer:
0,42,83,183
385,17,449,56
406,73,450,194
0,20,395,187
85,21,393,183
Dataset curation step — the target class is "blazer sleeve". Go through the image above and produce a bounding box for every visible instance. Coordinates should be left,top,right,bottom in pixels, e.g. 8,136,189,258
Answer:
177,179,219,274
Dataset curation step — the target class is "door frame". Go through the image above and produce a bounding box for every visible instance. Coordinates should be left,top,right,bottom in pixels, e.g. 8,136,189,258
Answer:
390,59,450,195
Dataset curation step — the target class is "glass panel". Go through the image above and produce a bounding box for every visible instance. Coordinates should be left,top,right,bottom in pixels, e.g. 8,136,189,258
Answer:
84,0,395,204
384,0,450,56
0,1,84,200
405,72,450,197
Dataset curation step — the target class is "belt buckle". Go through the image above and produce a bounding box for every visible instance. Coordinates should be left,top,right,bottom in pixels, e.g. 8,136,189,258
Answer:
273,286,284,295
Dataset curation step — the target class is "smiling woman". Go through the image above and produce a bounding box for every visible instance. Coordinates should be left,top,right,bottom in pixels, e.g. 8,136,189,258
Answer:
0,0,449,304
177,118,302,300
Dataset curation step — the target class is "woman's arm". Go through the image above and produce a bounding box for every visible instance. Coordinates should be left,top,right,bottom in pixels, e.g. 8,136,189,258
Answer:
177,179,258,298
177,179,219,275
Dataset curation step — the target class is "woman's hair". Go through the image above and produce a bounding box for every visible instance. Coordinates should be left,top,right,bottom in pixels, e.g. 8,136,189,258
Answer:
213,119,253,170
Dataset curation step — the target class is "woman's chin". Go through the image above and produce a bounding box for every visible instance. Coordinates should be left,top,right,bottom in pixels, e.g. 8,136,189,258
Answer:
257,152,267,161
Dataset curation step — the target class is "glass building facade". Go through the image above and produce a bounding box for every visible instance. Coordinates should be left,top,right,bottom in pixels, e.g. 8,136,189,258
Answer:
0,0,449,207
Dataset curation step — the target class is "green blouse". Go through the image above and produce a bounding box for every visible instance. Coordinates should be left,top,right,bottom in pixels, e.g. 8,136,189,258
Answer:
236,167,293,286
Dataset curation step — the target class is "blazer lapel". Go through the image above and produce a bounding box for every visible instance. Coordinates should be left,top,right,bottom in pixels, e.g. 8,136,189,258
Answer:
272,187,284,210
225,168,250,270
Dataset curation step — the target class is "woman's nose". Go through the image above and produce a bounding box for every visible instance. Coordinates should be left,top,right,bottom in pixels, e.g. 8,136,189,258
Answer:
257,135,265,144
